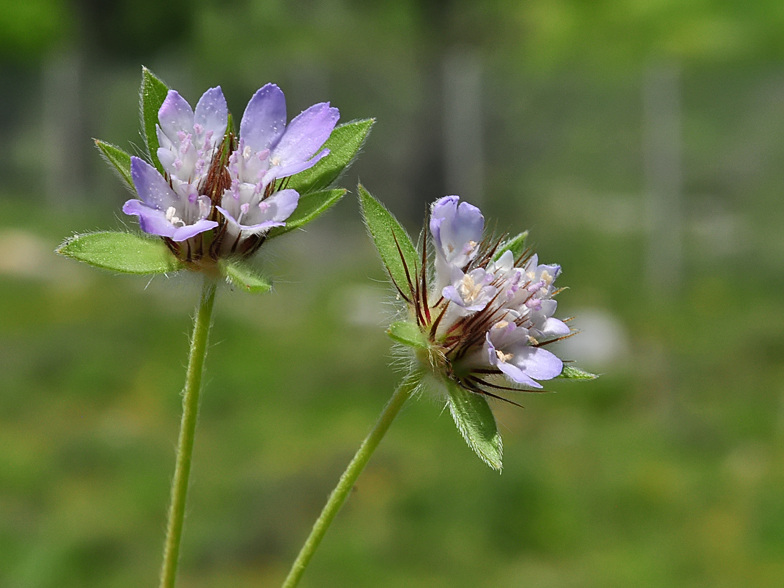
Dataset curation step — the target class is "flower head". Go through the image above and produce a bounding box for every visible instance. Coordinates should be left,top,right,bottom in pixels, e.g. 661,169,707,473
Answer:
122,82,339,265
400,196,571,397
360,186,594,469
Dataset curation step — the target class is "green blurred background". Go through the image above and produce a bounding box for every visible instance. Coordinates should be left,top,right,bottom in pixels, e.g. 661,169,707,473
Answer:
3,1,784,586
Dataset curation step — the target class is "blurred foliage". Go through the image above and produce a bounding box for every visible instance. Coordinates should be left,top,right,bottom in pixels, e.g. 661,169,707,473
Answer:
0,0,71,60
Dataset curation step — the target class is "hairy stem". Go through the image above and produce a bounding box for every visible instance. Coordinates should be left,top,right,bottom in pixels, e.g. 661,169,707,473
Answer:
159,276,218,588
281,374,421,588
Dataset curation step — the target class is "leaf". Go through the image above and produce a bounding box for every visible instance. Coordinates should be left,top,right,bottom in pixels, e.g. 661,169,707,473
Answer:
219,259,272,294
444,380,503,471
557,365,599,380
94,140,134,189
267,188,346,239
56,232,182,274
387,321,428,350
358,184,419,296
286,119,375,195
139,67,170,173
494,231,528,261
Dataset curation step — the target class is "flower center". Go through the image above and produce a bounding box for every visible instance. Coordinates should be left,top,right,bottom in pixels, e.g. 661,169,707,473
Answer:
165,206,185,227
458,273,484,303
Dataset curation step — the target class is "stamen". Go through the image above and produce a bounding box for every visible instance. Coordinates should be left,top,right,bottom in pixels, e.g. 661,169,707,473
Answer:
237,202,250,223
495,349,513,363
165,206,185,227
458,273,484,303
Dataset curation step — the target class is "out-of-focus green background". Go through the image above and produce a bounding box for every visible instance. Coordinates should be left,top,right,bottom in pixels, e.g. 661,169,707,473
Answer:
3,1,784,586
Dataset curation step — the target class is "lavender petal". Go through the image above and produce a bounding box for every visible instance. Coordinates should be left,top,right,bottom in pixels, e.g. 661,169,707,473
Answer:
496,360,542,388
240,83,287,153
157,91,194,146
262,148,330,184
122,199,177,238
131,157,178,210
511,347,563,381
540,317,571,338
216,188,300,234
271,102,339,166
170,219,219,242
194,86,228,146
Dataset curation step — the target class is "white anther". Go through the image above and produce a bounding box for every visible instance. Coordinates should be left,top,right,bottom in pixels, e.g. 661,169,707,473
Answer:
165,206,185,227
495,349,513,363
458,273,483,303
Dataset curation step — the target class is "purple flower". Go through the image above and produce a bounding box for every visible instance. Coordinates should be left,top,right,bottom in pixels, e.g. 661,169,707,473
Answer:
123,157,218,242
395,195,571,394
123,88,227,242
484,318,563,388
430,196,484,290
217,83,339,236
442,267,497,314
156,88,228,185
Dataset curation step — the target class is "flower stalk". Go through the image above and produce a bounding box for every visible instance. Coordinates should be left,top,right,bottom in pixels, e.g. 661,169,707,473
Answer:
281,373,422,588
159,276,218,588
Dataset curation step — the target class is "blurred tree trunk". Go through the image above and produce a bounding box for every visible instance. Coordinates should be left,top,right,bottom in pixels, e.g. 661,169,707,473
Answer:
43,49,85,206
643,64,683,297
443,47,485,206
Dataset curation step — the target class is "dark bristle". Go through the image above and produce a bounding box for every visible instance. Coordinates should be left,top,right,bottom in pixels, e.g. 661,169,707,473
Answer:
534,331,578,347
515,246,534,267
461,378,523,407
470,376,551,394
419,226,431,324
429,302,449,340
392,230,419,318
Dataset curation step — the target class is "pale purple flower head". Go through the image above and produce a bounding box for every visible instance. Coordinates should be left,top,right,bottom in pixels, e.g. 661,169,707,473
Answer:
217,83,339,236
123,87,227,242
397,195,571,393
122,82,341,261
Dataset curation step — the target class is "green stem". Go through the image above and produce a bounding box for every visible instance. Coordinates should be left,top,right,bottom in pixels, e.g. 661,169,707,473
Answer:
159,276,218,588
281,374,421,588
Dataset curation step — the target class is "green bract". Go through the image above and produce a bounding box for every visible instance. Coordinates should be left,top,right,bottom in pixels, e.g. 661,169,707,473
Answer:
558,365,599,380
387,321,429,350
493,231,528,261
358,185,419,297
444,379,504,471
218,259,272,293
56,232,182,274
140,67,169,173
94,140,133,189
268,189,346,238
